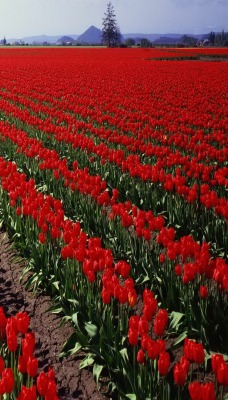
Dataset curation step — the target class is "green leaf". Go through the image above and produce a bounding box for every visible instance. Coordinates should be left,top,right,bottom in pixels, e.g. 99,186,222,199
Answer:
119,348,129,363
175,224,182,229
93,363,103,385
108,380,117,393
51,280,60,290
169,311,185,330
20,263,33,284
60,315,72,326
67,298,79,306
172,331,188,348
84,322,98,338
72,312,80,327
60,332,82,358
126,395,136,400
46,304,63,314
121,335,127,346
80,354,95,369
156,275,162,283
25,272,43,291
135,274,150,285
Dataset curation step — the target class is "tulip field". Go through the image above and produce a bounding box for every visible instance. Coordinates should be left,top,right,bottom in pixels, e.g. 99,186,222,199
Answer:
0,47,227,399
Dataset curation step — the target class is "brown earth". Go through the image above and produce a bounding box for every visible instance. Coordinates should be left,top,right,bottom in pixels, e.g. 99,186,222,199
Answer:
0,230,112,400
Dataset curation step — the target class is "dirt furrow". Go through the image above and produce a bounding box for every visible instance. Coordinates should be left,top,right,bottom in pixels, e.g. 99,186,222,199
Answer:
0,231,108,400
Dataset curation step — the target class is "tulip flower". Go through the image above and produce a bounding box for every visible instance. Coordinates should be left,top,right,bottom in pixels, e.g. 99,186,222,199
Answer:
188,381,202,400
174,363,187,386
153,309,168,336
0,357,5,375
27,356,38,378
0,307,7,340
158,351,170,376
37,371,49,396
2,368,15,393
17,385,37,400
16,312,30,334
128,328,138,346
137,349,146,364
199,285,208,299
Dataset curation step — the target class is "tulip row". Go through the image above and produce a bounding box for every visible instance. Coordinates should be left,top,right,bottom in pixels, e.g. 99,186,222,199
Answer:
1,80,227,170
0,116,227,354
0,116,227,288
0,85,227,211
0,307,59,400
0,47,227,399
0,154,169,398
0,155,227,399
0,130,228,398
1,53,227,191
0,95,227,256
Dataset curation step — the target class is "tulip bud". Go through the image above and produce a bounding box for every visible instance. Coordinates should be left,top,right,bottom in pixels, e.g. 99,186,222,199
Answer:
137,349,145,364
158,351,170,376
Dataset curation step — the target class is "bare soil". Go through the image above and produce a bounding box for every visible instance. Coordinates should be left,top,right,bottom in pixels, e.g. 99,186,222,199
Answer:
0,230,111,400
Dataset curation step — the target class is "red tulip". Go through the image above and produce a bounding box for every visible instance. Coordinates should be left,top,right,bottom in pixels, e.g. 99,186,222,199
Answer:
174,363,187,386
22,332,35,361
199,285,208,299
0,307,7,340
201,382,216,400
27,356,38,377
16,311,30,334
2,368,14,393
188,381,202,400
37,371,49,396
128,328,138,346
0,356,4,374
137,349,145,364
217,361,228,386
193,342,205,364
143,298,157,321
147,339,160,360
38,232,46,244
18,355,27,374
211,353,224,373
0,379,6,395
17,385,37,400
6,330,18,352
158,351,170,376
153,309,168,336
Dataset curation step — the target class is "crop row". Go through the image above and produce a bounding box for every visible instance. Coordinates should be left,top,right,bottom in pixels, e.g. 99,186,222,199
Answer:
0,91,227,254
0,47,227,399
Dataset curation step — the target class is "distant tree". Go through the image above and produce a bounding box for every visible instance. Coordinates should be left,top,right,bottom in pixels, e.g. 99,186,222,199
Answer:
3,37,6,45
102,2,121,47
140,38,152,48
209,31,215,45
179,35,197,47
214,30,228,46
125,38,135,47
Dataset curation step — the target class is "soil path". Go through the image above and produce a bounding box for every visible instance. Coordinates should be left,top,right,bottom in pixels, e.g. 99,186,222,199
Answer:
0,230,110,400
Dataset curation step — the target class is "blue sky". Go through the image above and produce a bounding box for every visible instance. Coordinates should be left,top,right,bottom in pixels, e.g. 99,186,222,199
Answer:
0,0,227,39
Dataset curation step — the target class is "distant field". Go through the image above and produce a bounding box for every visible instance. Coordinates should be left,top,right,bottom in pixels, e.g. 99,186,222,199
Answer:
0,47,227,400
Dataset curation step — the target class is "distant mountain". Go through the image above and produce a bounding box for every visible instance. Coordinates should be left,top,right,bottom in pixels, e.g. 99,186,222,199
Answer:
122,33,206,42
8,34,79,44
153,36,180,45
7,30,209,46
77,26,102,45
